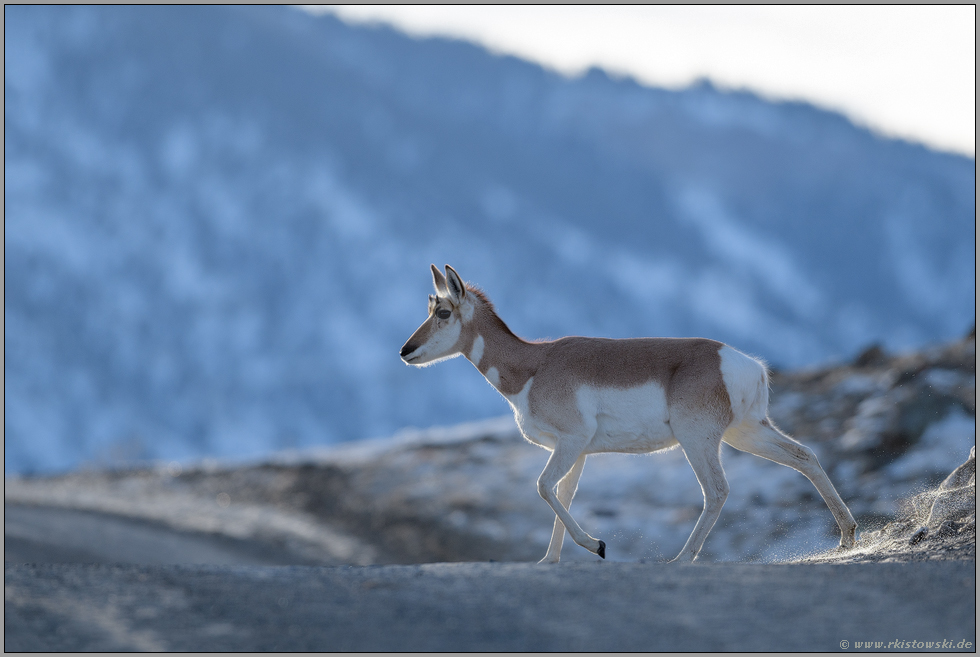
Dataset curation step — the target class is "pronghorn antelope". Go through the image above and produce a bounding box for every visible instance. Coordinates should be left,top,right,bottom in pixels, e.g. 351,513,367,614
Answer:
400,265,858,562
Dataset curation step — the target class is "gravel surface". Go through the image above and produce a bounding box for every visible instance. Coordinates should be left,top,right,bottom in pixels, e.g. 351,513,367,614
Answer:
5,504,315,566
4,561,975,652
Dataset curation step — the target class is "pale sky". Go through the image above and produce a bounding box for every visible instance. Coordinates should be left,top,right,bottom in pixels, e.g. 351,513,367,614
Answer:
305,5,976,157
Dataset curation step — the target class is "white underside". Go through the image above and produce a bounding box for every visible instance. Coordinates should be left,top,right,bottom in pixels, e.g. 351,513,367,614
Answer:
580,382,677,454
504,378,678,454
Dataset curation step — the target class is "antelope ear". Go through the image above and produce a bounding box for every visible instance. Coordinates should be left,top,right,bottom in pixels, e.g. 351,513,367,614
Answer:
431,264,448,295
444,265,466,304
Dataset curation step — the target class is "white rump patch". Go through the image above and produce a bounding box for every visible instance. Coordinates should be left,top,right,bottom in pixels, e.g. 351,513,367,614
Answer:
718,345,768,424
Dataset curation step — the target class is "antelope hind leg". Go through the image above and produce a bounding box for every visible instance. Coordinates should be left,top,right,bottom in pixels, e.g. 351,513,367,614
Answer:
723,418,858,548
670,431,729,563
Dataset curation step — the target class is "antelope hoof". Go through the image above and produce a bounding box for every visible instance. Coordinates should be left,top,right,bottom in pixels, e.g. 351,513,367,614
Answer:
596,540,606,559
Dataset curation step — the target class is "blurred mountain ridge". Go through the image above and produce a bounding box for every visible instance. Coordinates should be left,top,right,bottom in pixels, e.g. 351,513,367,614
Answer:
4,5,975,472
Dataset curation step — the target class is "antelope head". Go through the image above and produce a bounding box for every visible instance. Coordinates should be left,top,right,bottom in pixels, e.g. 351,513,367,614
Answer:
400,264,474,367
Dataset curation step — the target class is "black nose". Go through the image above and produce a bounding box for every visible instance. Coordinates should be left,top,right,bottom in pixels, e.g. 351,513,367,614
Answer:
400,344,416,359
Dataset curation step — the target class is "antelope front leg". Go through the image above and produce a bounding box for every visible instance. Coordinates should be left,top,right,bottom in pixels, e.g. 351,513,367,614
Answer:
539,454,587,564
537,442,604,559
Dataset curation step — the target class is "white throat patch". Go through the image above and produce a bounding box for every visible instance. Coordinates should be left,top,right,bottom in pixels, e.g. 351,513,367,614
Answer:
485,366,501,388
469,335,485,367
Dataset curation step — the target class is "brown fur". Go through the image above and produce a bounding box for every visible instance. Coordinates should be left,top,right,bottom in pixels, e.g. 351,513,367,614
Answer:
463,291,731,428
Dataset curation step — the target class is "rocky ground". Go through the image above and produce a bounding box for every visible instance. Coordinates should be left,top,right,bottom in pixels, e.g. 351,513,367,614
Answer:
6,334,975,566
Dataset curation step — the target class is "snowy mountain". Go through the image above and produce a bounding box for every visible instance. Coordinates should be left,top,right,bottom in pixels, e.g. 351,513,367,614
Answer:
4,5,975,473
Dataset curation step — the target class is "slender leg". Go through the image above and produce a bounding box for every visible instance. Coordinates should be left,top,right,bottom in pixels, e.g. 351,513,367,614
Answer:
670,421,729,563
536,439,604,558
723,417,857,548
539,454,587,564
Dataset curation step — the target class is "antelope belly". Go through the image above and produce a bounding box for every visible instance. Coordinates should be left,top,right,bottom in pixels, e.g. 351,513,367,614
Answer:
583,382,677,454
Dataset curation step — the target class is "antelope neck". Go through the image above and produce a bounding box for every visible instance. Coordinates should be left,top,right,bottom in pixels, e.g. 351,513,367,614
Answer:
465,318,540,396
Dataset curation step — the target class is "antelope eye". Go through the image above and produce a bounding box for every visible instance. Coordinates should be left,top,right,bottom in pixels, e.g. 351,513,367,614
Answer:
435,309,452,320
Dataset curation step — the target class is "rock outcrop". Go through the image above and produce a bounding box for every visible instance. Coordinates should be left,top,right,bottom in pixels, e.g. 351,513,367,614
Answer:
802,446,975,563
